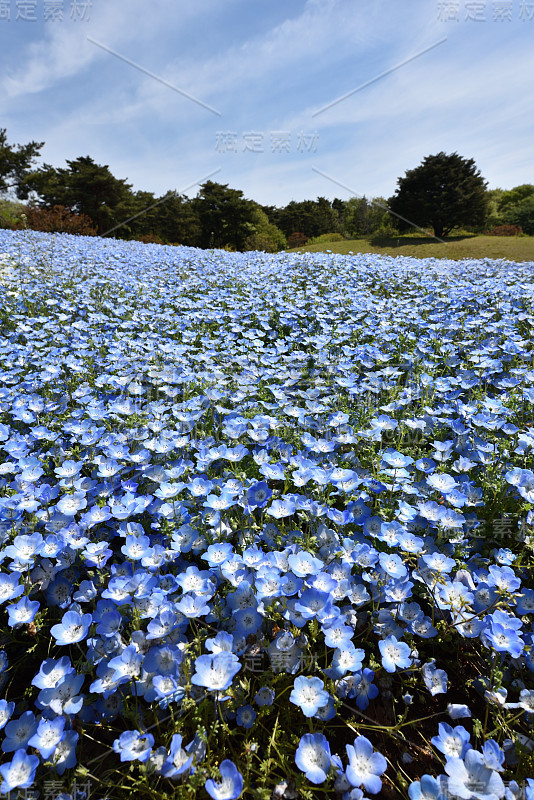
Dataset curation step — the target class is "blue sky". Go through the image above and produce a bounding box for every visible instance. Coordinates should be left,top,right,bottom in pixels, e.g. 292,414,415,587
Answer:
1,0,533,207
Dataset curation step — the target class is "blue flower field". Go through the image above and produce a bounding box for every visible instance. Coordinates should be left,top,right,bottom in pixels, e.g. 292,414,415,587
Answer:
0,229,533,799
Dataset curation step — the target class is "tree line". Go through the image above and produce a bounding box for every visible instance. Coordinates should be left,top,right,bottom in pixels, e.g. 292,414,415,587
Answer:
1,127,533,250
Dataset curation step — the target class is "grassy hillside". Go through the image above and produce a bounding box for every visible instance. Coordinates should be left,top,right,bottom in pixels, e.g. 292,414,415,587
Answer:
290,233,534,261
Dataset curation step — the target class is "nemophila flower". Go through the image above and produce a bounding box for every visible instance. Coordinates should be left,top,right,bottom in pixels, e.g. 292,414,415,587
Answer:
397,532,425,554
408,774,448,800
378,552,408,579
435,581,474,612
447,704,471,720
51,609,92,645
45,574,73,608
295,733,331,784
484,622,524,659
54,459,83,481
266,498,296,519
81,541,113,568
191,652,241,692
205,759,243,800
322,622,356,650
287,550,323,578
426,472,457,494
314,693,336,722
345,735,387,795
351,668,379,711
482,740,505,772
236,704,256,729
326,647,365,680
455,615,485,638
294,587,334,622
28,715,66,758
247,481,272,508
254,686,275,706
472,582,499,614
121,534,152,560
516,688,534,713
158,733,194,778
108,645,144,682
201,541,234,568
378,635,413,673
445,749,505,800
147,674,184,707
0,749,39,795
220,555,248,587
175,593,211,619
31,656,74,689
143,644,182,676
95,608,122,638
37,672,85,715
205,631,235,654
486,564,521,593
514,588,534,616
290,675,329,717
233,607,262,638
3,533,44,564
518,469,534,503
0,571,24,603
382,449,414,469
55,491,87,516
174,565,212,594
0,700,15,730
203,491,237,511
113,730,154,762
488,609,523,631
431,722,471,758
254,567,282,600
6,595,40,627
384,577,414,603
81,504,112,527
422,661,448,696
2,710,37,752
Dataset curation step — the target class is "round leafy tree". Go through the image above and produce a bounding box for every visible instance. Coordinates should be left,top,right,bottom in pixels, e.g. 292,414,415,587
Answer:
388,151,489,239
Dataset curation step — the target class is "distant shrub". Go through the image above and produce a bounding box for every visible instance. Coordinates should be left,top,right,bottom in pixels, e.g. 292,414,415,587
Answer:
369,222,401,243
287,232,308,248
135,233,164,244
12,205,96,235
484,224,524,236
0,199,26,229
306,232,345,245
243,232,281,253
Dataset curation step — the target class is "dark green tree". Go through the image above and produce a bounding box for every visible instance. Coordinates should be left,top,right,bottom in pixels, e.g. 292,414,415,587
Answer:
243,205,287,252
126,189,160,239
23,156,136,235
388,152,489,238
193,181,256,250
503,195,534,235
0,128,44,197
499,184,534,211
341,196,388,237
152,193,201,246
273,199,336,239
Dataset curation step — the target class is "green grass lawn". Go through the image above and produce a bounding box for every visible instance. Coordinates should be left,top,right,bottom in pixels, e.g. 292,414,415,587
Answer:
289,233,534,262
